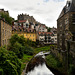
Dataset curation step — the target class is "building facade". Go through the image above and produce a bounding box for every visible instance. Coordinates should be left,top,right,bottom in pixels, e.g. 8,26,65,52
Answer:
51,34,57,44
57,0,75,50
51,27,57,44
12,23,37,42
38,24,47,32
37,32,53,44
0,19,12,46
12,31,36,42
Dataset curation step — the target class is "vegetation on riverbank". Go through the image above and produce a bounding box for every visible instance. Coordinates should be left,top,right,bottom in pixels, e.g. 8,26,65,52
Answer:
0,47,21,75
46,54,62,69
46,54,64,74
34,46,50,54
0,34,53,75
20,54,33,71
0,34,36,75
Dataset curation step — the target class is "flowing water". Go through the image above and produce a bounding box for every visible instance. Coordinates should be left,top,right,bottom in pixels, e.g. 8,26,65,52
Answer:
25,51,54,75
27,63,54,75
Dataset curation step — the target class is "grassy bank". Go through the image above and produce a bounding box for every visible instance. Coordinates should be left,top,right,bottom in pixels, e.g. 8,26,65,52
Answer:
20,54,33,71
21,46,50,71
34,46,50,54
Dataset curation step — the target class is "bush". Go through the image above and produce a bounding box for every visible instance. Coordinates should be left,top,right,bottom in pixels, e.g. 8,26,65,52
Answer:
0,47,21,75
0,12,14,25
23,45,34,55
9,34,34,57
69,64,75,75
0,68,3,75
9,34,20,45
9,42,24,58
46,54,62,69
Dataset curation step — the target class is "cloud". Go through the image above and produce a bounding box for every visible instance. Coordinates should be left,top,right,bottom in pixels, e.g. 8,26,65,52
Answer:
53,0,64,2
0,0,67,27
43,0,49,2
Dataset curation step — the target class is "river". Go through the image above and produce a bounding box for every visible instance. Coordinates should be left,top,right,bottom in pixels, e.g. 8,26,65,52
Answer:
25,52,54,75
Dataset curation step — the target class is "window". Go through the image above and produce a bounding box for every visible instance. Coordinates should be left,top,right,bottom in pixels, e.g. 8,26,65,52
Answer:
3,40,4,45
5,30,6,36
5,39,6,44
60,24,62,27
3,29,4,37
33,35,34,37
55,38,57,40
48,36,51,39
65,18,68,24
3,21,4,27
72,14,75,25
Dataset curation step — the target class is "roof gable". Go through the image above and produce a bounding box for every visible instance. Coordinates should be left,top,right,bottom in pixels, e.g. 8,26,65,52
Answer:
58,0,75,19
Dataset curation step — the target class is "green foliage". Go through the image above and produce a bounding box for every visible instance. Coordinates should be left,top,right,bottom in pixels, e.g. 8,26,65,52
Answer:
0,47,21,75
0,68,3,75
0,12,14,25
46,54,62,69
9,34,20,45
23,45,34,55
68,64,75,75
9,42,24,58
46,26,51,32
26,40,37,47
34,46,50,54
21,54,32,70
8,34,34,58
9,34,37,47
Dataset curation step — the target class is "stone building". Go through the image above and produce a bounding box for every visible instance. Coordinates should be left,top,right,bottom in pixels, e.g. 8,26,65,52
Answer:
57,0,75,51
18,14,36,23
0,18,12,46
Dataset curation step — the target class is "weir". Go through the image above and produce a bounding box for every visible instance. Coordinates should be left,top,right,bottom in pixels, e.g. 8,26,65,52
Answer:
25,51,54,75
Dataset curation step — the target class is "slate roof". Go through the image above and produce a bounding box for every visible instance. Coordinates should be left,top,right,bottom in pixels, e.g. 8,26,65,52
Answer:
58,0,75,19
38,32,53,36
69,0,75,12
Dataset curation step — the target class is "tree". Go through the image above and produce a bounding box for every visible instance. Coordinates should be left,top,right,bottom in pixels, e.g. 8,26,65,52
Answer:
10,42,24,58
0,47,21,75
8,34,34,57
0,12,14,25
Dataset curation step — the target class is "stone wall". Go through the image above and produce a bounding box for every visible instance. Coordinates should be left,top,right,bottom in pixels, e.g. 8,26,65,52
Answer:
0,19,12,46
50,45,68,74
67,41,75,65
51,41,75,74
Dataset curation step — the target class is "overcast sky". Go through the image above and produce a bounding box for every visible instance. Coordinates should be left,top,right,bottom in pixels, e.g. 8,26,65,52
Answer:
0,0,68,27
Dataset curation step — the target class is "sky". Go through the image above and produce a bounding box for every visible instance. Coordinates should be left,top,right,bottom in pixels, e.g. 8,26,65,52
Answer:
0,0,68,27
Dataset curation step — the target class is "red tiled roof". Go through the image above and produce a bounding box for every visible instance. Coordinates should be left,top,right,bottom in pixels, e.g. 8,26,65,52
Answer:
18,20,26,23
39,24,46,28
38,32,53,35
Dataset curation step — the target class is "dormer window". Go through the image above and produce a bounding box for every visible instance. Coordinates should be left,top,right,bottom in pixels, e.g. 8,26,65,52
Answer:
67,2,71,7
